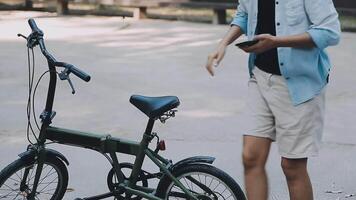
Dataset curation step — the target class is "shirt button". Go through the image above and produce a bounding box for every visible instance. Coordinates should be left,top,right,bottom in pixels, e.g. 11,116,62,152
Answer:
277,22,281,26
276,1,279,4
280,62,284,66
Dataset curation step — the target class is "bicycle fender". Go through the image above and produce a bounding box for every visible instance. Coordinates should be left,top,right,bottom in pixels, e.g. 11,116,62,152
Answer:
18,148,69,166
171,156,215,171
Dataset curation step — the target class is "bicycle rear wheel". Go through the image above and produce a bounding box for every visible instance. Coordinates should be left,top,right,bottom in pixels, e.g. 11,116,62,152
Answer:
0,156,68,200
155,164,246,200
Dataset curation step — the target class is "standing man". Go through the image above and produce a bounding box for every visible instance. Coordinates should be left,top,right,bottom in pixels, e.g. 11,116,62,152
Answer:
206,0,340,199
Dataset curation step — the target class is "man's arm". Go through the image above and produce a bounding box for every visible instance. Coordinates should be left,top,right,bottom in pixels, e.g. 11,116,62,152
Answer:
275,33,315,48
206,26,244,76
206,1,247,76
241,33,315,54
219,26,244,48
206,26,243,76
305,0,341,49
241,0,340,54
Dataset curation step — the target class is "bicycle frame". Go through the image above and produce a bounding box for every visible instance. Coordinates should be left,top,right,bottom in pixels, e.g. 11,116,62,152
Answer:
25,59,198,199
40,123,198,200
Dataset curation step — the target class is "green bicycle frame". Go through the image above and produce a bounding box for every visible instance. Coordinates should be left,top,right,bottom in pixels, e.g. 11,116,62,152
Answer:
43,118,198,200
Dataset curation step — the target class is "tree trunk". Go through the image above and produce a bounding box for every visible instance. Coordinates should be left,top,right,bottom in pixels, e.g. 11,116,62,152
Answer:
57,0,69,15
25,0,33,9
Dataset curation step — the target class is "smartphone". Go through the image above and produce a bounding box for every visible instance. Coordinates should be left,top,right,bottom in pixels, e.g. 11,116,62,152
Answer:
235,40,259,48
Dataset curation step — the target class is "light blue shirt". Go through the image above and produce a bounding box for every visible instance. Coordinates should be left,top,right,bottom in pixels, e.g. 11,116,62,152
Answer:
231,0,341,105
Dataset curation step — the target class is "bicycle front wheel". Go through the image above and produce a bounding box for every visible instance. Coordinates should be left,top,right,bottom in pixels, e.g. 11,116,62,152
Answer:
0,156,68,200
156,164,246,200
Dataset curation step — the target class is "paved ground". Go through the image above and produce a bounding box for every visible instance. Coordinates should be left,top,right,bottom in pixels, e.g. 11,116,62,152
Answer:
0,11,356,200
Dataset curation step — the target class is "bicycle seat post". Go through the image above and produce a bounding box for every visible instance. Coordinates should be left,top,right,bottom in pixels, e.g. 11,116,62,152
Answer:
128,118,155,188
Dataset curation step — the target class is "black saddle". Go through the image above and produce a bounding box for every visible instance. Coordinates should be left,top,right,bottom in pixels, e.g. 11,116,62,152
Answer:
130,95,180,119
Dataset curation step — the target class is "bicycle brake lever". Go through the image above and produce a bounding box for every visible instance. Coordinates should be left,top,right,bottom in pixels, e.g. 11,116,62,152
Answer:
67,77,76,94
58,69,76,94
17,33,27,39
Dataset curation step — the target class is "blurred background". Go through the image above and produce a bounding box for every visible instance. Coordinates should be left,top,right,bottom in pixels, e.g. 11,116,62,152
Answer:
0,0,355,30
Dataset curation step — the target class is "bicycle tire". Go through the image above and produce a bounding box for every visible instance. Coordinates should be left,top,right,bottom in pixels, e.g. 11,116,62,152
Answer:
0,156,68,200
155,164,246,200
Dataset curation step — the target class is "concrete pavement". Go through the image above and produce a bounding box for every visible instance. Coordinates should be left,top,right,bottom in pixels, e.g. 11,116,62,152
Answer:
0,11,356,200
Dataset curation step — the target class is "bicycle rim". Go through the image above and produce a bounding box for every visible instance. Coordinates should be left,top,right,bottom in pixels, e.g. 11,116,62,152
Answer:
165,172,237,200
0,161,63,200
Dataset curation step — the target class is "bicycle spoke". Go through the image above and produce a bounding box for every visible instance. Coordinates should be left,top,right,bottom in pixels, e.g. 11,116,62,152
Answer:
38,190,57,195
182,177,191,190
11,191,21,200
225,193,233,199
38,167,54,184
36,171,57,187
20,168,23,182
27,167,36,185
29,171,57,188
0,187,18,191
8,176,21,184
0,190,18,198
2,183,17,192
14,172,22,182
39,187,57,193
212,181,221,191
38,176,58,194
221,187,227,196
208,177,214,188
165,171,236,200
35,181,58,185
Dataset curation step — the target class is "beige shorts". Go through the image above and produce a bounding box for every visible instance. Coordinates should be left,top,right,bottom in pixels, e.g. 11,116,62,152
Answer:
246,67,325,159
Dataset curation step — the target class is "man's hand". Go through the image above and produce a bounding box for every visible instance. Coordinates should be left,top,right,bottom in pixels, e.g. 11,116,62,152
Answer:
206,46,226,76
204,25,243,76
240,34,278,54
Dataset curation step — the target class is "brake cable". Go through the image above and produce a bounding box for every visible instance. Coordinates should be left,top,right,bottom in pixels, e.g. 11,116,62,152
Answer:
26,47,38,144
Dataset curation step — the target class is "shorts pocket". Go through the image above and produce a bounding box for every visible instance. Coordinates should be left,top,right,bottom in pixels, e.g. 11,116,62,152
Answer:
285,0,305,26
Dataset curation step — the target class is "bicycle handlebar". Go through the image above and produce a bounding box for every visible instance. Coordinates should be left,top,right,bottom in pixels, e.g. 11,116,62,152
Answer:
27,18,91,82
68,64,91,82
56,62,91,82
28,18,42,34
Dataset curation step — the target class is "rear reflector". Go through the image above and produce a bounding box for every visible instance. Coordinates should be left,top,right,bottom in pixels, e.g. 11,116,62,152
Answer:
159,140,166,151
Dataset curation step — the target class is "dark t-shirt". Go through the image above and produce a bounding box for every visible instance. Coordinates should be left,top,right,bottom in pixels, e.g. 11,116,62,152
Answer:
254,0,281,75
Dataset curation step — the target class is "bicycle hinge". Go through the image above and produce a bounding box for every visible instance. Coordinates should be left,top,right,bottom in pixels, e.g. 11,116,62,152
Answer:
40,110,56,124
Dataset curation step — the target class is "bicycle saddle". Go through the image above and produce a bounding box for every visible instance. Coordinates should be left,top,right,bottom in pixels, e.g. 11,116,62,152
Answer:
130,95,180,119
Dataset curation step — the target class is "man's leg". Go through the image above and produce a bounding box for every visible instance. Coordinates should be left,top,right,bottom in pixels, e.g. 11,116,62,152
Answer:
281,157,313,200
243,135,272,200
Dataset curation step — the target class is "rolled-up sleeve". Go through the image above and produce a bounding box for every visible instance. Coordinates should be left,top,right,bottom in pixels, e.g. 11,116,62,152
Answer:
231,2,248,34
305,0,341,49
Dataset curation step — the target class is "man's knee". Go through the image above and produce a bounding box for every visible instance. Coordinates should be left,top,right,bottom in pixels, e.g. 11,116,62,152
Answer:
242,136,271,171
242,148,267,170
243,151,259,170
281,157,308,180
